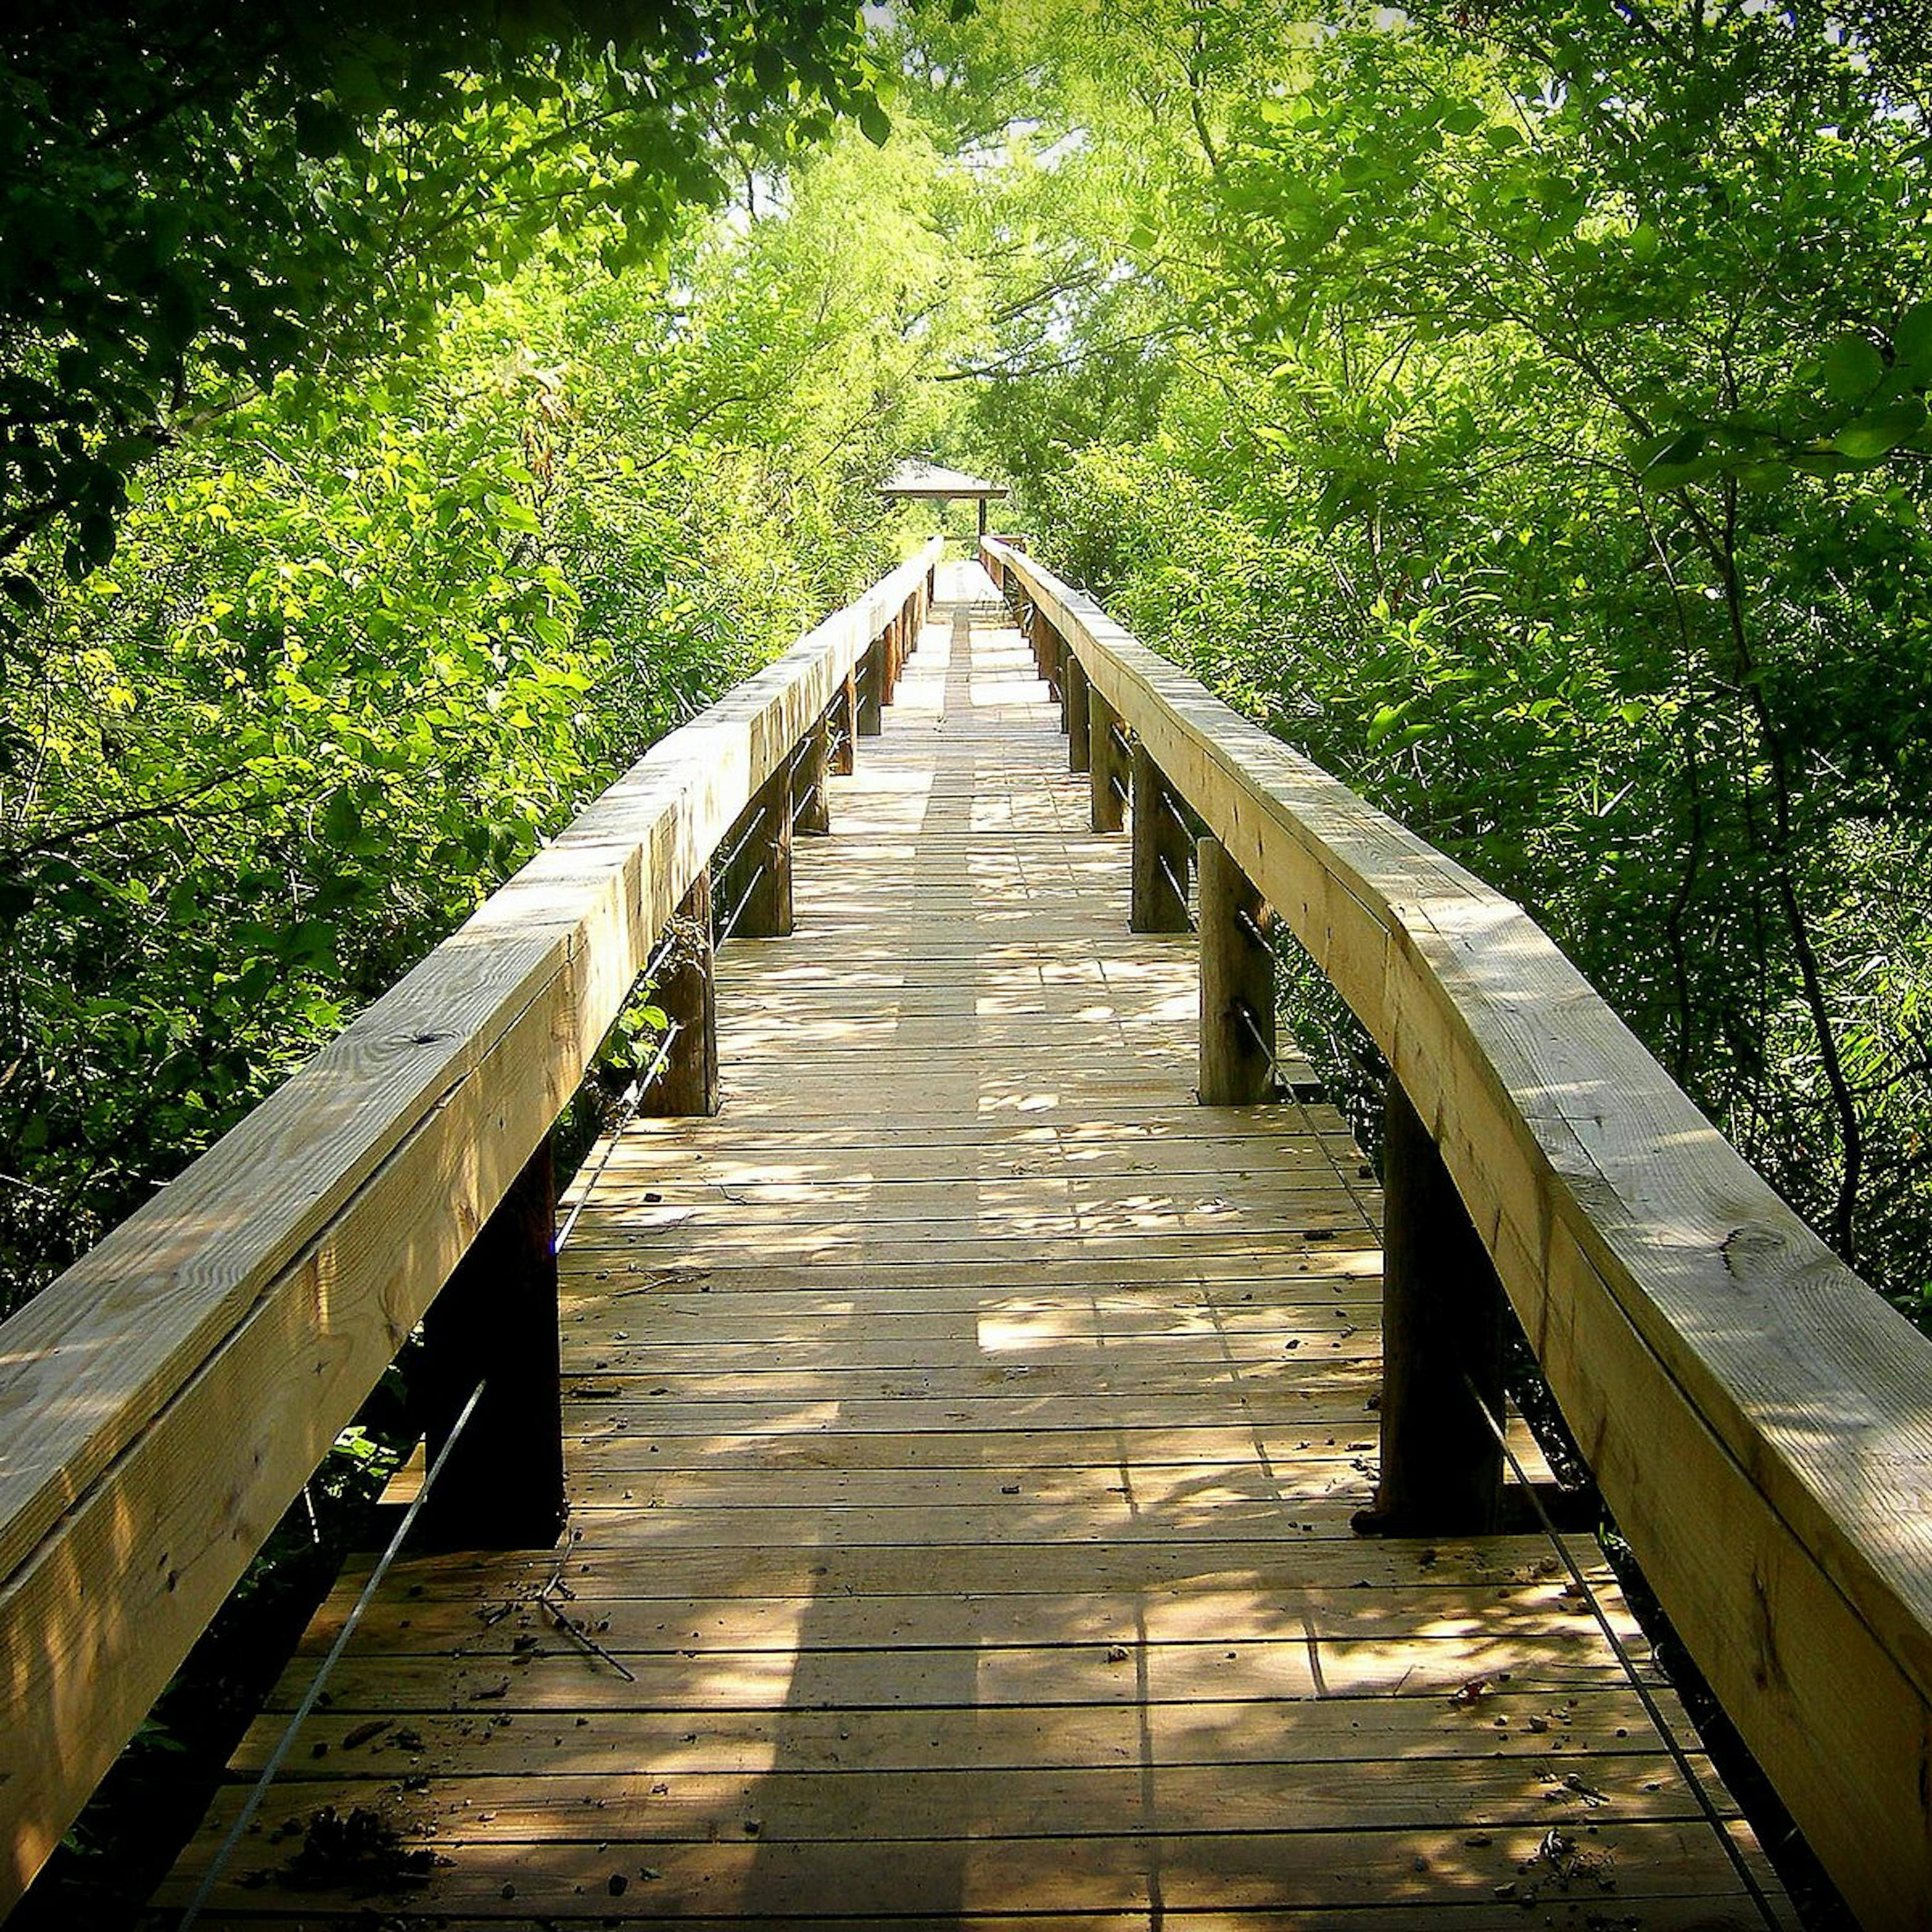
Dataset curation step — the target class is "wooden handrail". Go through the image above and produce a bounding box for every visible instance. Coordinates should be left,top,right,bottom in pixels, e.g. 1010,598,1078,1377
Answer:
0,538,941,1906
984,535,1932,1930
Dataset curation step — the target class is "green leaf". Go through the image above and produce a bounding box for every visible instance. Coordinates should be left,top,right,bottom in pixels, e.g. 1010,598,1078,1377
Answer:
1894,302,1932,380
1637,427,1717,488
858,100,892,147
1821,332,1885,401
1366,701,1409,748
1831,398,1928,461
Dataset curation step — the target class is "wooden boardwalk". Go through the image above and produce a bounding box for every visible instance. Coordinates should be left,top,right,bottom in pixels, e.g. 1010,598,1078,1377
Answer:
154,564,1791,1928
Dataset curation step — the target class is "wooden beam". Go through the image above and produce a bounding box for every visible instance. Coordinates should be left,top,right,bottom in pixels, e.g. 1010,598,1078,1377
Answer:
1089,692,1128,836
1357,1078,1505,1538
1131,745,1191,935
413,1136,565,1551
1197,838,1274,1107
857,639,883,738
729,762,794,940
833,672,857,777
1066,656,1091,774
648,868,719,1119
795,719,832,838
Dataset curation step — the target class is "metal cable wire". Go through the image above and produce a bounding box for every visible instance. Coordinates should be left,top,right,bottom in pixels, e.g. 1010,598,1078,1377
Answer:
1157,852,1195,929
714,862,767,946
1233,906,1273,956
1232,996,1282,1078
176,1379,492,1929
1460,1375,1785,1931
554,1017,684,1251
712,802,768,881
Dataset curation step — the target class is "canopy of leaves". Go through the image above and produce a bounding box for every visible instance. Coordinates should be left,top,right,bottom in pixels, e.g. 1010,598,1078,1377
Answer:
4,0,1929,1350
0,0,885,580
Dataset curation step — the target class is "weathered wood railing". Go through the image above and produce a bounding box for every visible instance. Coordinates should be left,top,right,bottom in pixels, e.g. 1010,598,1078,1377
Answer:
984,533,1932,1931
0,539,940,1908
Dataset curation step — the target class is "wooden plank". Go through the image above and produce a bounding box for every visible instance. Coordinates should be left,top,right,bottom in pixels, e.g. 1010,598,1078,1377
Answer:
188,1753,1732,1858
157,1820,1777,1919
223,1680,1690,1780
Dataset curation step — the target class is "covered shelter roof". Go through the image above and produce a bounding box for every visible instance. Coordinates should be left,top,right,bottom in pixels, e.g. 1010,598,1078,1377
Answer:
878,460,1009,501
879,459,1009,535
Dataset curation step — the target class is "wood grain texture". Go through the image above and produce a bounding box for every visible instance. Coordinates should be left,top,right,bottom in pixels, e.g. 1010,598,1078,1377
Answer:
0,542,942,1906
152,566,1784,1929
987,533,1920,1927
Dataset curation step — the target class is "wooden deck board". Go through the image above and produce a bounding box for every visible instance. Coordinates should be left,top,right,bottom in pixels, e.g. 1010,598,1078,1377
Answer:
150,565,1792,1928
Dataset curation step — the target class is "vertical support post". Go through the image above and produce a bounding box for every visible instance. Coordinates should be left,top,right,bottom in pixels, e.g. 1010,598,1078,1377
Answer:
1089,691,1128,834
1360,1079,1506,1536
415,1137,565,1550
733,763,794,938
652,866,719,1117
979,496,989,537
834,670,857,775
1131,747,1191,933
1066,655,1091,773
1197,837,1275,1106
795,718,831,836
857,639,883,737
880,615,899,706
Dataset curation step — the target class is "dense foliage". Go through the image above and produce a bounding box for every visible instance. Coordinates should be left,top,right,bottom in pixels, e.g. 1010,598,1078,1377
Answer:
3,0,1927,1339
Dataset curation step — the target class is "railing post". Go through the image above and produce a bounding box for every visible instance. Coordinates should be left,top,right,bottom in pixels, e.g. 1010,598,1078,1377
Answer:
1131,747,1191,933
651,867,719,1117
795,717,832,837
834,670,857,775
1358,1078,1507,1536
414,1136,565,1550
1197,837,1275,1105
880,613,900,706
1089,691,1129,834
857,638,883,737
730,762,794,938
1066,655,1091,773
